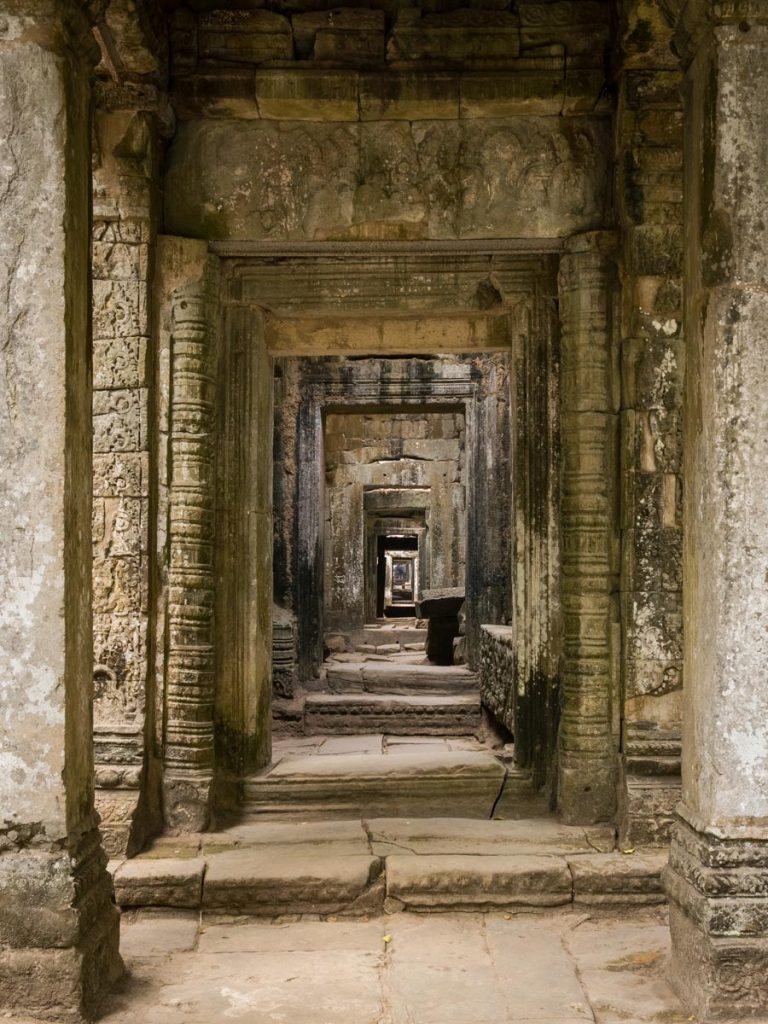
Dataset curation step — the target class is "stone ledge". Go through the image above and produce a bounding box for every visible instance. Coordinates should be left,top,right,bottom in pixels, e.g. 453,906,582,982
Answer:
568,851,668,905
386,853,573,910
203,850,384,916
112,857,205,909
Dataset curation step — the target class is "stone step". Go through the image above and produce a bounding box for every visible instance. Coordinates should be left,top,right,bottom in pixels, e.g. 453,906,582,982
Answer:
326,661,478,696
242,750,505,819
304,693,481,735
110,821,666,917
355,626,427,646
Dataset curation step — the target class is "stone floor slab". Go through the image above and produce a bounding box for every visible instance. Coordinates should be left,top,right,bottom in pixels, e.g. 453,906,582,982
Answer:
96,910,689,1024
367,817,615,857
386,913,509,1024
484,916,592,1020
316,733,384,755
102,950,385,1024
197,917,386,954
120,911,200,958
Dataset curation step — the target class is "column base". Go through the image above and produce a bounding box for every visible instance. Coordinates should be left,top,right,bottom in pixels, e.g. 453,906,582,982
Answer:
163,769,214,831
665,811,768,1018
0,829,123,1021
558,756,617,825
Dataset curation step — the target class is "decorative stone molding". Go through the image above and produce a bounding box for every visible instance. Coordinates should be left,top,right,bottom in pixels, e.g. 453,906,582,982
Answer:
666,811,768,1016
163,262,220,830
557,232,620,825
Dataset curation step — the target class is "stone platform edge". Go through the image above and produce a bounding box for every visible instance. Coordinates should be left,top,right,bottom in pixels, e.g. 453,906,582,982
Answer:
109,847,669,916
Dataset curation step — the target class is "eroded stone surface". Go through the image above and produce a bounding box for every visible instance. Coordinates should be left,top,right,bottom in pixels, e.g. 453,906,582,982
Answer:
386,853,573,909
113,858,206,909
165,116,611,241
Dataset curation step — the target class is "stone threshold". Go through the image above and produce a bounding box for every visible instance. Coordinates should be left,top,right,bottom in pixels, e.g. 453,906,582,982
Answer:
109,818,668,918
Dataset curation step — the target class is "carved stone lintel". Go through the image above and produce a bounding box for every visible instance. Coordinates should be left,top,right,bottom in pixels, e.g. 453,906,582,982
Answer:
557,232,619,825
666,809,768,1017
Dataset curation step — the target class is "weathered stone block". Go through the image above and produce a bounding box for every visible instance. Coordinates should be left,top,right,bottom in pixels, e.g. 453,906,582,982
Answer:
174,68,261,120
203,849,383,915
92,279,148,338
460,69,563,117
92,239,146,282
360,71,459,120
626,224,682,275
388,11,522,63
519,1,609,54
569,851,668,904
93,452,149,499
93,387,146,453
623,69,682,110
94,336,147,390
113,858,205,909
315,27,385,63
198,11,293,64
622,335,683,409
386,854,572,909
256,69,359,121
292,10,385,61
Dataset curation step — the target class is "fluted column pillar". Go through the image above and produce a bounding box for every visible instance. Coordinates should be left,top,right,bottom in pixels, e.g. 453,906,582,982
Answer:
557,232,620,824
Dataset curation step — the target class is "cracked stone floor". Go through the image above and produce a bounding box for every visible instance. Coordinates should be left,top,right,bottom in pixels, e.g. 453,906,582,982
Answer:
100,908,692,1024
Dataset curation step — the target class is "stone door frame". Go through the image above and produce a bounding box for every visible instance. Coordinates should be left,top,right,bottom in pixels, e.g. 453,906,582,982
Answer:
155,239,582,820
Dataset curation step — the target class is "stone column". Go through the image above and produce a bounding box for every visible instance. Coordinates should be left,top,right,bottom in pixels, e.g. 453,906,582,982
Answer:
295,389,325,681
161,250,220,831
665,7,768,1016
557,232,620,824
0,2,122,1019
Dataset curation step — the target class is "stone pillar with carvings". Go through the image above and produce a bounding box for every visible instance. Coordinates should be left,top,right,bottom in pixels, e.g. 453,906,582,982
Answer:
158,243,220,831
91,85,167,856
0,2,123,1018
557,232,620,825
665,3,768,1016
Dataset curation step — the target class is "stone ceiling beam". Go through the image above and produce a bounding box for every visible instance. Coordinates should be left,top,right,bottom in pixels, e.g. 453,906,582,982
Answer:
263,312,516,357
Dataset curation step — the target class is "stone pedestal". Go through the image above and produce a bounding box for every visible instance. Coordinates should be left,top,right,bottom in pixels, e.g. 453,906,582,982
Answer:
557,233,620,825
417,588,464,666
665,12,768,1018
0,2,122,1019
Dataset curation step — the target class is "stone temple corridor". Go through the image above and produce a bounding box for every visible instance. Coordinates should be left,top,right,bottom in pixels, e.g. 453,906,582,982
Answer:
2,0,768,1022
